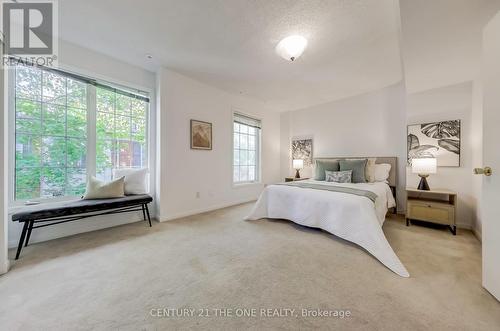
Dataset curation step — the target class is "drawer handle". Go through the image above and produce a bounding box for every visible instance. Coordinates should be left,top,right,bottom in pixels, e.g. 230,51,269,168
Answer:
427,205,432,208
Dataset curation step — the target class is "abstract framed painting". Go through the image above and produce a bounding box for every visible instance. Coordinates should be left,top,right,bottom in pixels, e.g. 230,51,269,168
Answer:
407,120,461,167
291,138,313,167
190,119,212,150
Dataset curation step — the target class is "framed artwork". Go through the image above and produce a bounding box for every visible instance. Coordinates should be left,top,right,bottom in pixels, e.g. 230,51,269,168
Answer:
291,138,313,167
190,120,212,150
407,120,461,167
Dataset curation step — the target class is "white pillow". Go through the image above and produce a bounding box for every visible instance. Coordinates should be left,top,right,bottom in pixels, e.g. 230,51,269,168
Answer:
373,163,391,182
113,168,149,195
365,158,377,183
83,176,125,199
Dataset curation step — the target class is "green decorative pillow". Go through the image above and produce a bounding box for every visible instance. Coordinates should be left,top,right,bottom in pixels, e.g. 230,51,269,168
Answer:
314,160,340,181
339,159,367,183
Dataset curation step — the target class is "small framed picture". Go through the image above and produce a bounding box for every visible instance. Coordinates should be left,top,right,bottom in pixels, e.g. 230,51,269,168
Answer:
190,119,212,150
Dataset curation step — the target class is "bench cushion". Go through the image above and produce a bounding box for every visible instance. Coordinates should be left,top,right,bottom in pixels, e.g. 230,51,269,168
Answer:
11,194,153,222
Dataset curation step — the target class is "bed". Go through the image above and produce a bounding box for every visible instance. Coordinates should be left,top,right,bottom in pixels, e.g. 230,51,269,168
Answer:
245,157,409,278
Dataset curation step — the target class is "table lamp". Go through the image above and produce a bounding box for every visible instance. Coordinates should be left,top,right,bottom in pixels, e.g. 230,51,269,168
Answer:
293,159,304,179
412,157,437,191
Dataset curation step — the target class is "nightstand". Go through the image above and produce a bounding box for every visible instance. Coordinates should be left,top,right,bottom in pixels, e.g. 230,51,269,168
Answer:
406,188,457,235
285,177,310,182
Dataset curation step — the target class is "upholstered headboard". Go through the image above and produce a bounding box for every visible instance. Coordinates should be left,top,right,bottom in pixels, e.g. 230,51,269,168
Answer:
313,157,398,188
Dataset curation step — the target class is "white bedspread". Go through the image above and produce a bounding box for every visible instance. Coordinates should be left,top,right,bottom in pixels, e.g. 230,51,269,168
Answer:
245,180,409,277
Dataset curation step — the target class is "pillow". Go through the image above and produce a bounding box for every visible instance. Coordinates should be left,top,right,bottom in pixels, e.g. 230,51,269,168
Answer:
373,163,391,182
325,170,352,183
314,160,340,181
339,159,367,183
83,176,125,199
113,168,149,195
364,158,377,183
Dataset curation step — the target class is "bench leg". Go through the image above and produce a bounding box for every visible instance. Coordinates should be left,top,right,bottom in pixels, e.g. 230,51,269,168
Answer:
145,204,152,227
15,222,29,260
142,204,147,223
25,220,35,247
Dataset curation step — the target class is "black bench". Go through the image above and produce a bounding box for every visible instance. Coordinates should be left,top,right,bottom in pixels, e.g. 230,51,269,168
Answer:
11,194,153,260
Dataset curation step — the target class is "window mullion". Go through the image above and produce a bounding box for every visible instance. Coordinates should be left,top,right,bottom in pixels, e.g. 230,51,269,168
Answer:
8,69,16,202
256,130,260,182
64,78,68,195
87,84,97,179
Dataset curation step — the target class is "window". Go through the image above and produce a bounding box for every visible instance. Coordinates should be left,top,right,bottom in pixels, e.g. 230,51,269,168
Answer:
12,64,149,201
96,87,148,181
233,113,261,184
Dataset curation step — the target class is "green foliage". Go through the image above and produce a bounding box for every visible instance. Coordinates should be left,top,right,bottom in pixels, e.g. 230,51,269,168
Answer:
67,108,86,137
14,67,148,200
15,66,87,199
96,87,147,180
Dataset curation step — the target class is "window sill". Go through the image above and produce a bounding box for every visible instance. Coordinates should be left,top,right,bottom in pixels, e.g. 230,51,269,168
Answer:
8,197,82,215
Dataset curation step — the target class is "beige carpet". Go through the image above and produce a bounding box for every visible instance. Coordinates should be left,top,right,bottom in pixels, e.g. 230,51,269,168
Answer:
1,202,499,330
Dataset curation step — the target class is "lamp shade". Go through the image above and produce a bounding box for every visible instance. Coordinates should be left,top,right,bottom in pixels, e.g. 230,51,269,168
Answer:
276,35,308,61
293,159,304,170
412,158,437,175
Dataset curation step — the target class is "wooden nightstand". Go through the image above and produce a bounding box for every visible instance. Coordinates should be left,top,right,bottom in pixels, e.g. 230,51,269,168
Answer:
406,188,457,235
285,177,310,182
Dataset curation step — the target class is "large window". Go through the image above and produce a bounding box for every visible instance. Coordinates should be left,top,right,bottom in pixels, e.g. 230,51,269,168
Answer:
96,87,148,181
12,64,149,201
233,113,261,184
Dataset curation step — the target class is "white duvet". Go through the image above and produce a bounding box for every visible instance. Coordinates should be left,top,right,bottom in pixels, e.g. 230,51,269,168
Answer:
245,180,409,277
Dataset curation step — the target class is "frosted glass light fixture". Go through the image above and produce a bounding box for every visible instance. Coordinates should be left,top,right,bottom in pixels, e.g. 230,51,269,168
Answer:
276,35,308,62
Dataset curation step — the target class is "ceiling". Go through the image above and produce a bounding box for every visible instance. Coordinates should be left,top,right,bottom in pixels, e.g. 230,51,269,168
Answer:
59,0,403,111
400,0,500,93
58,0,500,111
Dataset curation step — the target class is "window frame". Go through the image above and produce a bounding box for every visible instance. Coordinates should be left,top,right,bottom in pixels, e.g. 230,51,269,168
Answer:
232,110,262,186
8,65,152,206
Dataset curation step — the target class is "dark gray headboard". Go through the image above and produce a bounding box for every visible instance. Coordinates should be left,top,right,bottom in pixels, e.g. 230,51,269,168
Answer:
313,157,398,188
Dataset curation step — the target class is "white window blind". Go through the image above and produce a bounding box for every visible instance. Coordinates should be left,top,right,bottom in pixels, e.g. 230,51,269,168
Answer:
233,113,261,183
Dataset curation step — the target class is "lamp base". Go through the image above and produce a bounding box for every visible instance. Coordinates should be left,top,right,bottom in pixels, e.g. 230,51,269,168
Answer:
417,175,430,191
295,169,301,179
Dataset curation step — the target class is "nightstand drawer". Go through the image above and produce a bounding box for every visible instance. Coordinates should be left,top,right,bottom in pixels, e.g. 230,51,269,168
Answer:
407,200,455,225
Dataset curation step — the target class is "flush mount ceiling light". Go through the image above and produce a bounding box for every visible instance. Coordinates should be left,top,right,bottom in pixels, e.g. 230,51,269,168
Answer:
275,35,308,62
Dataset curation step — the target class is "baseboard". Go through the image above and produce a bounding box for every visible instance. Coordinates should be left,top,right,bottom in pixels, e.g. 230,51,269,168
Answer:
400,217,474,232
473,227,482,242
0,258,10,275
456,223,472,230
8,212,145,248
160,198,257,222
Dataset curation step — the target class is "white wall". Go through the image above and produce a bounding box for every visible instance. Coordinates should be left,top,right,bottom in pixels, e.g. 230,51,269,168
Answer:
1,36,9,274
280,79,480,229
406,82,475,229
156,68,281,221
7,44,282,250
280,82,407,211
7,40,157,248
